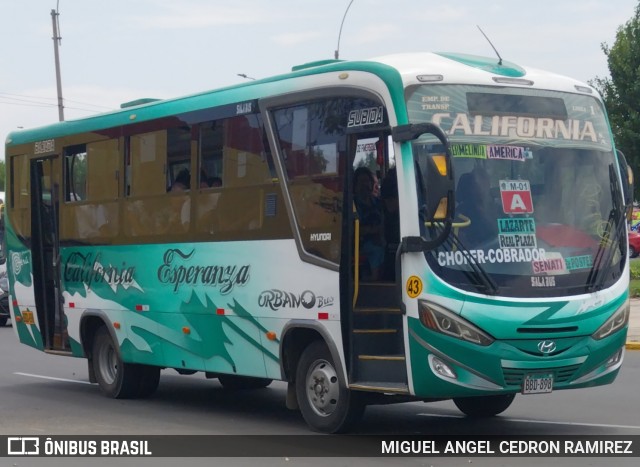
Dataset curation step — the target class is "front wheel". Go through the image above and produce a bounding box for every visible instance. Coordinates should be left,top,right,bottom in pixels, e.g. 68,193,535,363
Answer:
453,393,515,417
0,316,7,327
295,340,364,433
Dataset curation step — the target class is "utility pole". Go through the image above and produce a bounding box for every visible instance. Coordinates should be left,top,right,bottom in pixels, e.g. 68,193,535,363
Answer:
51,7,64,121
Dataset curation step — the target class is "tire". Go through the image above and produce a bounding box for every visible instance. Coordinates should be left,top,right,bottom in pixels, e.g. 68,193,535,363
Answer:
453,393,516,417
295,340,365,433
629,245,638,258
218,374,272,390
92,327,159,399
136,365,161,398
0,316,7,327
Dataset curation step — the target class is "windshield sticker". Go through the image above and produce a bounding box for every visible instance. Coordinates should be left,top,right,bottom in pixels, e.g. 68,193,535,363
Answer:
499,233,537,249
565,255,594,271
497,217,537,248
421,95,451,111
437,248,546,266
497,217,535,233
531,252,568,275
451,144,486,158
500,180,534,214
487,145,530,162
431,113,600,144
531,276,556,287
347,106,384,127
451,144,534,161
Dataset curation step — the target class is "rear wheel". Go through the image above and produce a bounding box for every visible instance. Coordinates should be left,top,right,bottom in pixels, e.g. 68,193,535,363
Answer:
92,327,159,398
629,245,638,258
218,374,272,390
295,340,364,433
453,394,515,417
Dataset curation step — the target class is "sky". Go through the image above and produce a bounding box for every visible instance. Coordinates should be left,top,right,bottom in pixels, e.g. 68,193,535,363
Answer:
1,0,638,158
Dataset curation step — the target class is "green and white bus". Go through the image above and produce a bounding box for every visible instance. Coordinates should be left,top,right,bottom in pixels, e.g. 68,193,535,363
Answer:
4,52,632,433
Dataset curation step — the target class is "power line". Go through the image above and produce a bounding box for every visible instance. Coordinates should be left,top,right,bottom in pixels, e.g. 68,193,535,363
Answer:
0,98,109,113
0,100,55,109
0,92,114,110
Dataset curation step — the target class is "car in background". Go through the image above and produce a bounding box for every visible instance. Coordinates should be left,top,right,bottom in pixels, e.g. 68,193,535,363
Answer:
629,230,640,258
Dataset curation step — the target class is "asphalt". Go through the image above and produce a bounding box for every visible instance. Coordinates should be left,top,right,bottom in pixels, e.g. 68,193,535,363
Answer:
627,298,640,350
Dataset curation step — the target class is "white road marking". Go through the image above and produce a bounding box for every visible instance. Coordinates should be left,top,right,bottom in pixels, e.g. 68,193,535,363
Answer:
14,372,94,385
417,412,640,430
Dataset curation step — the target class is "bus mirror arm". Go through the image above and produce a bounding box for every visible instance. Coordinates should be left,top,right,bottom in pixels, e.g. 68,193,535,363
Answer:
401,221,453,254
396,225,452,314
392,123,444,143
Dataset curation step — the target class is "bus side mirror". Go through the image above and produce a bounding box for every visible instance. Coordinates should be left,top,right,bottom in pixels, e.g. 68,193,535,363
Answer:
616,149,634,221
392,122,455,250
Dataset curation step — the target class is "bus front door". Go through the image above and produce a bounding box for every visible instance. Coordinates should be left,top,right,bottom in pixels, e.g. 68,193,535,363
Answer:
348,133,408,392
30,157,68,351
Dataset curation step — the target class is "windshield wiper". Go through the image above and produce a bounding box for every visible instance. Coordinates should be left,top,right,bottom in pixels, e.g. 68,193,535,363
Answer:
586,164,625,292
431,222,498,295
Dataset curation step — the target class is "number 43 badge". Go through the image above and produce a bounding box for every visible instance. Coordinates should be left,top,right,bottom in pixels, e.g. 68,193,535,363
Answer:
406,275,423,298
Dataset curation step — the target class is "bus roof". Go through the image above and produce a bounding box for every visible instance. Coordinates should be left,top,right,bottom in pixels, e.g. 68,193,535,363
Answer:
5,52,597,148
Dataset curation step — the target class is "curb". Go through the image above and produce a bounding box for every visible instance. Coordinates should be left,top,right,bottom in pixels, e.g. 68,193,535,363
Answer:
626,342,640,350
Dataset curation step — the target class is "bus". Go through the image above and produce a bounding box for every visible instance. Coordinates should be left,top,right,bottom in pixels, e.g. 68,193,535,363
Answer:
3,52,632,433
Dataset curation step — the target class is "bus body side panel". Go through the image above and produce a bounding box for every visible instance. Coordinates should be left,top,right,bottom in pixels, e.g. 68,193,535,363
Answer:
5,216,47,352
57,239,340,378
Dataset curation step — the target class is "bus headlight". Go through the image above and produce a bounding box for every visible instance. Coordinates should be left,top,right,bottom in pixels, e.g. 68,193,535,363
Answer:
592,300,630,340
418,300,494,346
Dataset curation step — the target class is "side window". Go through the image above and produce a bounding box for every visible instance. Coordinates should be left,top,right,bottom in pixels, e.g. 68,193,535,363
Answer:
272,96,388,264
272,98,368,263
167,126,192,191
8,154,31,238
124,123,193,239
199,114,273,189
64,144,88,202
195,113,277,237
87,139,119,200
127,130,166,197
60,140,120,243
199,120,224,188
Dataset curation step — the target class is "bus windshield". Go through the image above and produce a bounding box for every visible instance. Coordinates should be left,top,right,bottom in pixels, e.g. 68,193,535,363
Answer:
406,84,626,298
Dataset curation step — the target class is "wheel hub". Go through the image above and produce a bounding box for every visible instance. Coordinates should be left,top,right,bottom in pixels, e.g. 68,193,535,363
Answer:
306,360,339,417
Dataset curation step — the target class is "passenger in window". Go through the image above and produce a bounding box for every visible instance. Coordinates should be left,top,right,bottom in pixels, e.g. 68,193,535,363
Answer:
354,167,385,281
210,177,223,188
171,169,191,192
372,172,381,198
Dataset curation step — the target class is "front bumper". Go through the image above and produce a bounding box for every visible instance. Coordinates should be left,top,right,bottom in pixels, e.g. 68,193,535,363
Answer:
408,317,627,398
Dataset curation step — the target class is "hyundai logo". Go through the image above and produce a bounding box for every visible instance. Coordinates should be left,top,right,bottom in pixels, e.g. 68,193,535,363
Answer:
537,340,557,354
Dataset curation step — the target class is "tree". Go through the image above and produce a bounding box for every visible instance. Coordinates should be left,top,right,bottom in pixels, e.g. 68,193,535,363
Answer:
0,159,5,192
592,2,640,199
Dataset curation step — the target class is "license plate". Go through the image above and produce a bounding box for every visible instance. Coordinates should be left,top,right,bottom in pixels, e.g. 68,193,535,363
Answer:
522,373,554,394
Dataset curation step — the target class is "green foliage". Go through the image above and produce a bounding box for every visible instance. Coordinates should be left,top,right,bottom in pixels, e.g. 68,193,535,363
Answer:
630,260,640,296
591,2,640,200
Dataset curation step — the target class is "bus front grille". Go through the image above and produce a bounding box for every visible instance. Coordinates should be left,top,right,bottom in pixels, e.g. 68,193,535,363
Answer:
502,364,581,387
